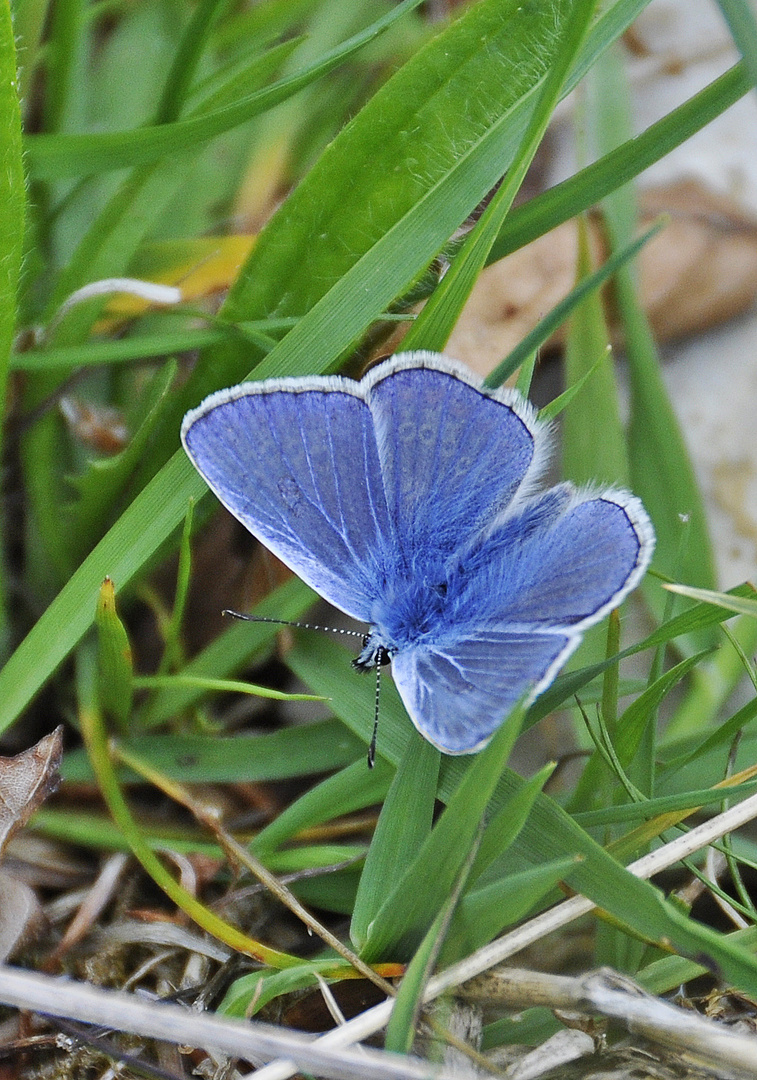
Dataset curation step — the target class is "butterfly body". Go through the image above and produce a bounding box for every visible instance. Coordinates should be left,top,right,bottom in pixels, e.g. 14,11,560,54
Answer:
182,352,654,755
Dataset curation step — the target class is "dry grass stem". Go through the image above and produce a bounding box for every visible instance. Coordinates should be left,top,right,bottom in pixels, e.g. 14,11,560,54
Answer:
0,964,453,1080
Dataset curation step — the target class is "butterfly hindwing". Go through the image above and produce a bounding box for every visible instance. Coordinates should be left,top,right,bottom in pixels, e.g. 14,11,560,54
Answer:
388,488,653,752
467,490,653,630
391,629,572,754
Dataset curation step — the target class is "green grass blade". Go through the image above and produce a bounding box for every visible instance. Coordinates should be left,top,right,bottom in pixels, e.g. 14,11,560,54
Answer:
526,584,757,727
0,8,24,415
12,329,235,370
251,757,394,857
663,584,757,619
187,37,304,114
561,216,627,487
661,697,757,779
468,764,555,884
139,576,316,728
62,717,362,786
351,733,439,950
592,44,716,602
62,718,365,784
154,0,227,123
440,856,579,967
402,0,597,352
360,698,529,962
24,0,424,178
574,782,757,828
44,39,304,330
487,221,661,390
67,361,178,561
664,616,757,742
385,836,481,1055
220,961,342,1019
614,650,713,769
95,577,134,735
42,0,84,133
490,63,751,263
13,0,49,106
717,0,757,90
76,640,302,968
0,7,25,654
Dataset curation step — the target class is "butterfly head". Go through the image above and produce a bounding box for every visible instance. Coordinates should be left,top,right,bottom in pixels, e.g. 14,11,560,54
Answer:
353,632,394,673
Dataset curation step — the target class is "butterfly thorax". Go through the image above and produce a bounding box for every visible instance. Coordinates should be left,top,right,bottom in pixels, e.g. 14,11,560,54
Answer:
356,557,465,669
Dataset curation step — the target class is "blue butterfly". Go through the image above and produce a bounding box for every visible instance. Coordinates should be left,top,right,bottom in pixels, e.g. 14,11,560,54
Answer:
181,351,654,757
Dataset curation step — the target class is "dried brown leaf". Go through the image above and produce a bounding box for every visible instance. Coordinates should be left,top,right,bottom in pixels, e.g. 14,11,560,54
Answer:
0,727,63,857
0,873,44,963
445,182,757,377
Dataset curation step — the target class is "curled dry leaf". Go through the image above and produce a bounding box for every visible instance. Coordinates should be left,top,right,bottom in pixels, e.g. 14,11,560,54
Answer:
0,727,63,855
0,727,64,962
637,182,757,342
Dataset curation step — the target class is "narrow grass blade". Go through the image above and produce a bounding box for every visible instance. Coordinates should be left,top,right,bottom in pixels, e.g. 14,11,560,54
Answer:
140,576,316,728
360,698,529,962
663,584,757,619
574,781,757,828
487,221,661,390
24,0,425,178
158,499,193,675
252,757,394,857
351,733,439,951
561,215,627,487
61,718,365,785
490,64,751,262
68,361,178,560
716,0,757,90
402,0,597,352
614,650,713,769
468,763,556,885
95,578,134,735
220,961,350,1019
0,7,25,654
154,0,227,123
441,856,580,967
384,832,481,1055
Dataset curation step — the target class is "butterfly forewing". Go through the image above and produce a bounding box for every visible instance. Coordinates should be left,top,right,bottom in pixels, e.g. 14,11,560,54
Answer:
182,380,393,622
366,354,544,559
